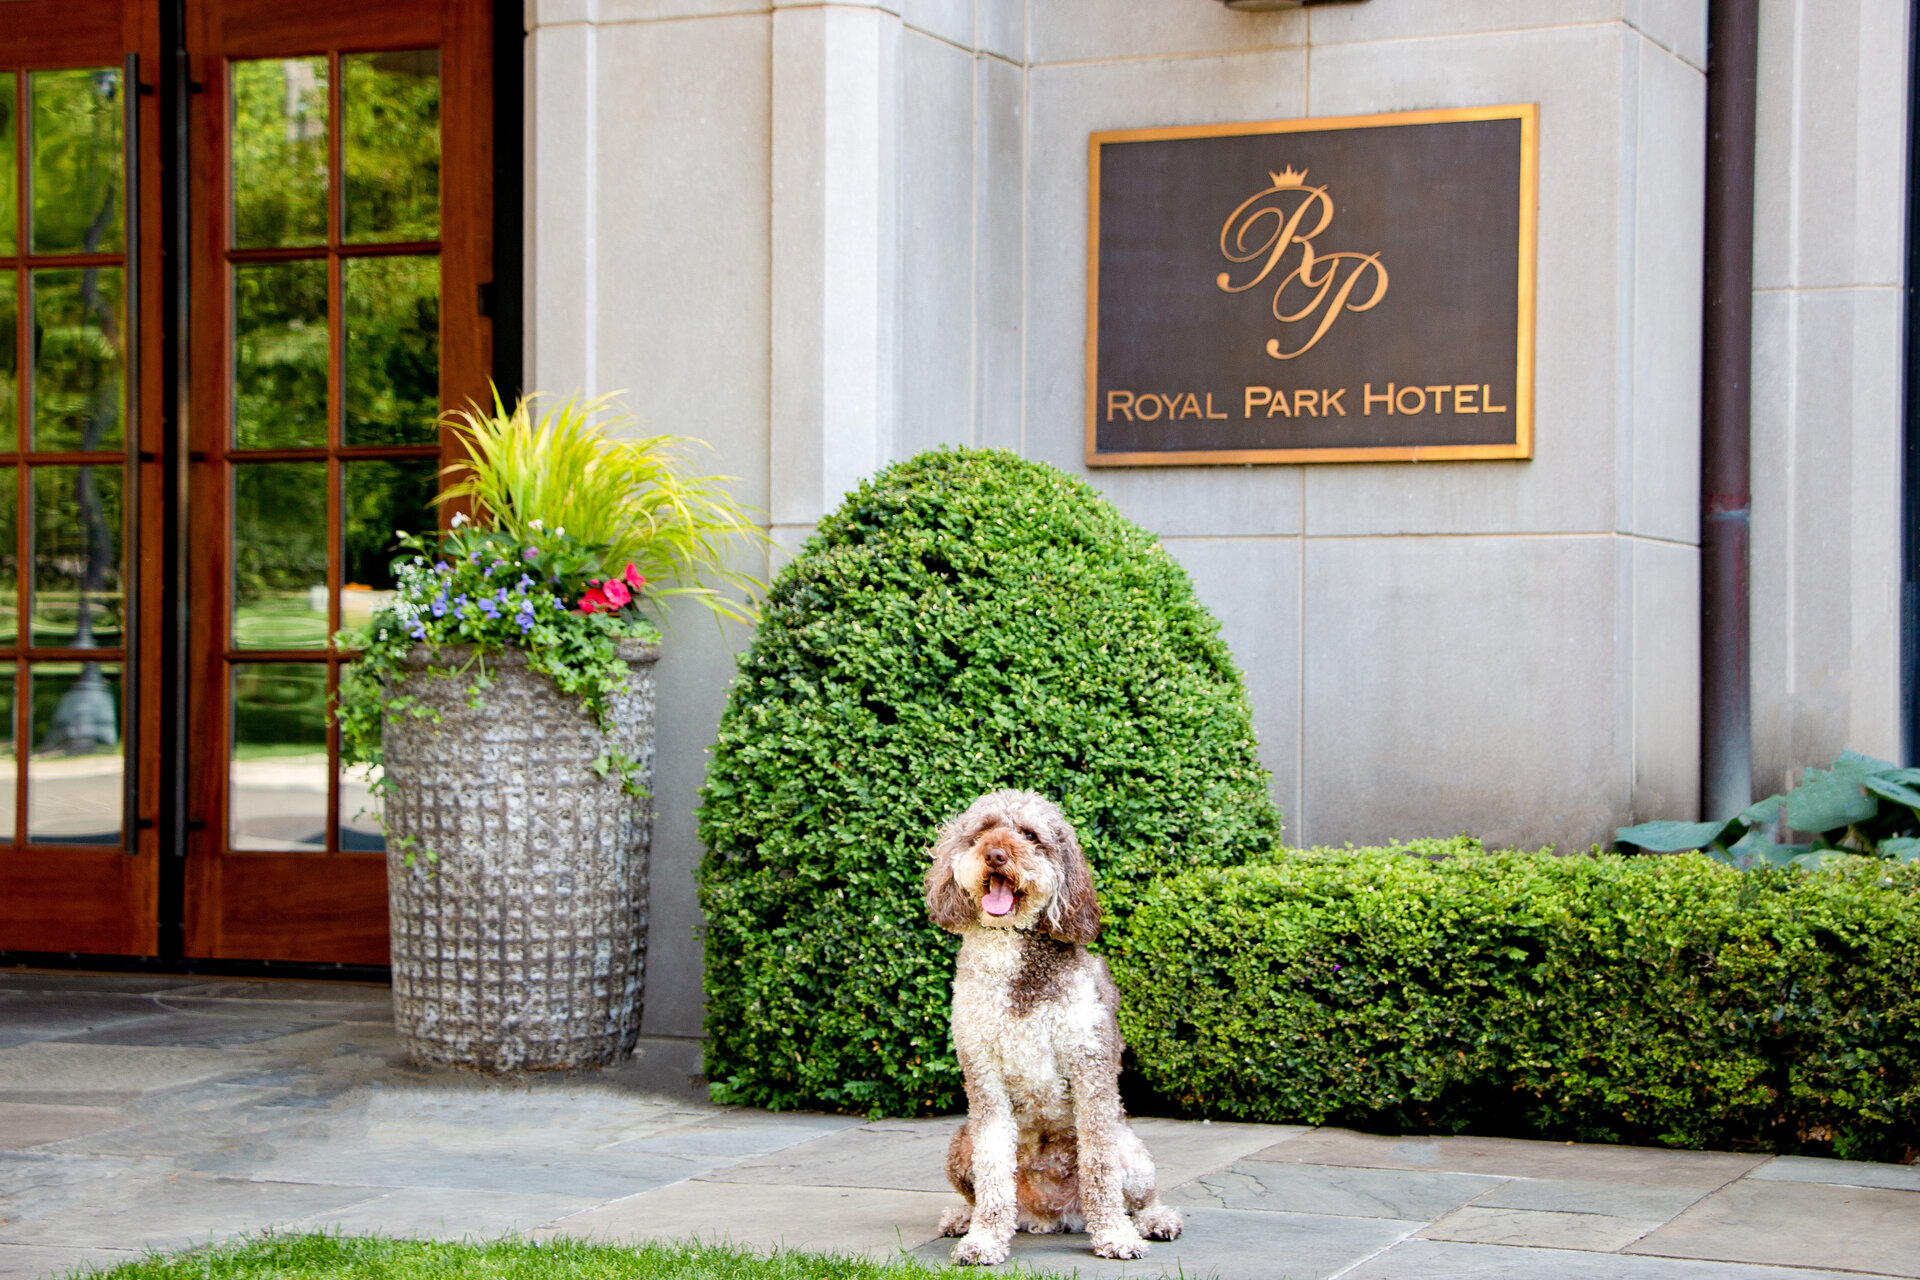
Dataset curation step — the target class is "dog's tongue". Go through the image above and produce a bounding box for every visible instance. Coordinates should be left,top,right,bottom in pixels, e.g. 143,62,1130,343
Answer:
983,875,1016,917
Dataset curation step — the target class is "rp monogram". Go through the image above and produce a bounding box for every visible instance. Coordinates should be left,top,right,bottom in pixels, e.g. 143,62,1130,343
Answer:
1215,166,1389,360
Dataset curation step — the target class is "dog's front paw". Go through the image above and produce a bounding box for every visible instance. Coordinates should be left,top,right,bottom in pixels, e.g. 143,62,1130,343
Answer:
950,1234,1011,1266
1134,1203,1183,1240
1091,1228,1149,1260
938,1205,973,1238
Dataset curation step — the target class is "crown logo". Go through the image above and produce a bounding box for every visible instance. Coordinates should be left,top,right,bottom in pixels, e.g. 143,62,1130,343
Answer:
1268,165,1308,189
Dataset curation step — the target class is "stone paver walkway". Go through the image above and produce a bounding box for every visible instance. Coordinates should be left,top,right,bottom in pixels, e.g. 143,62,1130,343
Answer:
2,971,1917,1279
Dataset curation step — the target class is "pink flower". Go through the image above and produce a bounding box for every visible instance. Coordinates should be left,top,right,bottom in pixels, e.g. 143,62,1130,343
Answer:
602,578,632,608
578,586,610,614
623,563,647,593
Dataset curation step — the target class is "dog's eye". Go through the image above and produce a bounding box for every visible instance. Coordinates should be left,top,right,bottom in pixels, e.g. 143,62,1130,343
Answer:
1018,827,1038,842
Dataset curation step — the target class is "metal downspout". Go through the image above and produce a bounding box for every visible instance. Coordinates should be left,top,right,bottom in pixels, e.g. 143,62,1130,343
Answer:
1701,0,1759,819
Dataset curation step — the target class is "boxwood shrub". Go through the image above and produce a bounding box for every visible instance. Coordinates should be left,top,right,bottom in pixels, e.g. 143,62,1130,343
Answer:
696,448,1280,1115
1110,842,1920,1162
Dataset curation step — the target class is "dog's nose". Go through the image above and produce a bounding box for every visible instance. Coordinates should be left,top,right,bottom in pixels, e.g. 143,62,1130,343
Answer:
986,847,1008,868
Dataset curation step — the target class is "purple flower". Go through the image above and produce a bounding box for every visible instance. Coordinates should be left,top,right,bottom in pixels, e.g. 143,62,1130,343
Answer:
431,593,448,618
454,593,468,606
468,552,481,564
479,598,501,619
516,574,534,590
435,561,451,574
522,547,539,561
410,624,426,639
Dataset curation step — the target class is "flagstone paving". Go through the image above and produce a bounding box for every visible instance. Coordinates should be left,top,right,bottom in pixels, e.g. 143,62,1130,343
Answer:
1,970,1916,1280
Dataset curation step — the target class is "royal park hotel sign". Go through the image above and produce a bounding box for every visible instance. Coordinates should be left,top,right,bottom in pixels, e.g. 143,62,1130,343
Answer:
1086,105,1538,465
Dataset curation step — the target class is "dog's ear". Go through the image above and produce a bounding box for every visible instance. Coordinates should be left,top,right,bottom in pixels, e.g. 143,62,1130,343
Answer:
924,820,976,933
1041,817,1102,944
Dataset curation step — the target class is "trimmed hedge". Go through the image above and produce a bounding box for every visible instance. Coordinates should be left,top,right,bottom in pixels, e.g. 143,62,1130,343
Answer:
696,448,1279,1115
1109,842,1920,1162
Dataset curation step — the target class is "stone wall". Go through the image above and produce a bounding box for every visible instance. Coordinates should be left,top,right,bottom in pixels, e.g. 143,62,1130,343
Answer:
521,0,1903,1040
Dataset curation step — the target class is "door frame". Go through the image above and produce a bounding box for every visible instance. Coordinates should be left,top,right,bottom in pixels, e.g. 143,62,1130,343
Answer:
0,0,522,976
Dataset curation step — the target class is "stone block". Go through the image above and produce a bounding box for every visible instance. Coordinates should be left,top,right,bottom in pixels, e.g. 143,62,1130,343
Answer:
1023,48,1307,475
977,0,1023,63
704,1116,958,1191
1247,1127,1764,1189
1127,1117,1307,1191
585,0,771,22
1299,535,1626,850
0,1103,126,1151
1302,23,1671,539
539,1180,954,1255
1631,536,1700,822
1028,0,1304,66
1160,536,1300,830
1345,1237,1873,1280
1421,1204,1664,1251
0,1044,256,1097
0,1244,138,1278
1172,1160,1503,1220
1307,1,1622,47
899,0,969,48
913,1205,1419,1280
1628,1179,1920,1277
897,28,977,459
296,1187,604,1238
1748,1155,1920,1194
973,52,1024,452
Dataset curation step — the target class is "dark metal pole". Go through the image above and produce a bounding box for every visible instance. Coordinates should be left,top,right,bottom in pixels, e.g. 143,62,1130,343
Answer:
1701,0,1759,819
1901,0,1920,767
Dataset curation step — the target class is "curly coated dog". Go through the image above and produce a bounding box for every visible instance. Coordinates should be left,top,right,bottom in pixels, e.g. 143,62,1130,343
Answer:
924,789,1183,1266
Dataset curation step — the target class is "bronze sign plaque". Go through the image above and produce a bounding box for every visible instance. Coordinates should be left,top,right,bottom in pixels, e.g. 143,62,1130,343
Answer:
1086,105,1537,466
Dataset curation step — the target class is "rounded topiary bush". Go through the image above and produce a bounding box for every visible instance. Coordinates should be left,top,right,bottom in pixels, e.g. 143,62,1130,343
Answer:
696,447,1280,1115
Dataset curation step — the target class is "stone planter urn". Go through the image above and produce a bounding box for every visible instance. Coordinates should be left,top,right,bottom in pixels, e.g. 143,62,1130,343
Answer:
382,639,659,1072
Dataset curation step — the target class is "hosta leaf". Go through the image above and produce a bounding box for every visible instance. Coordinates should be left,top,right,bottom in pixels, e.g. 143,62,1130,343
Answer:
1731,832,1813,868
1878,836,1920,863
1739,794,1784,827
1834,749,1898,777
1785,767,1878,833
1616,819,1740,853
1864,775,1920,810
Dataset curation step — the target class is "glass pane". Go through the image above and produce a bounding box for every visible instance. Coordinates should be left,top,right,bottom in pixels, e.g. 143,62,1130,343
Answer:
229,662,326,851
340,759,383,851
0,276,15,451
233,462,327,649
28,660,121,844
342,50,439,243
31,267,124,451
0,669,13,840
230,58,328,250
0,76,16,256
31,465,122,649
0,467,16,647
29,68,123,256
234,260,328,449
342,458,435,631
343,256,438,446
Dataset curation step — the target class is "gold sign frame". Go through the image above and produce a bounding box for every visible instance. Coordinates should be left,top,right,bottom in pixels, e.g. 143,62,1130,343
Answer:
1084,104,1539,467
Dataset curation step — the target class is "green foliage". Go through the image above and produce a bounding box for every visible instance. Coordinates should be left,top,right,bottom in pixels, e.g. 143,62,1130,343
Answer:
1110,844,1920,1162
440,391,767,623
333,523,660,788
89,1232,1026,1279
696,447,1281,1116
1619,750,1920,868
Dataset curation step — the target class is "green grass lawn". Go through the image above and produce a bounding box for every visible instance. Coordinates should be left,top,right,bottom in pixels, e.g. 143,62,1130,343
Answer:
79,1235,1079,1280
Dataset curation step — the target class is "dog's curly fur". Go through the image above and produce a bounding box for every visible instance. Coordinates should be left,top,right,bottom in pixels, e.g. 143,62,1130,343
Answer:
924,790,1183,1266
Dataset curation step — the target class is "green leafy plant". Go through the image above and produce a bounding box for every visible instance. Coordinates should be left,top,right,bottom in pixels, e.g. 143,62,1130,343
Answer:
439,390,766,624
696,447,1281,1117
1111,843,1920,1162
1617,750,1920,868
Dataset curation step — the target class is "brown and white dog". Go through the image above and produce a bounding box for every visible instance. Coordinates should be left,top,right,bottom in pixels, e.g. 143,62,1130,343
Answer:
924,789,1183,1266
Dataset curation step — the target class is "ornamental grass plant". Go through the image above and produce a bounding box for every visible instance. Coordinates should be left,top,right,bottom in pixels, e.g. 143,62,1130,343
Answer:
334,391,765,778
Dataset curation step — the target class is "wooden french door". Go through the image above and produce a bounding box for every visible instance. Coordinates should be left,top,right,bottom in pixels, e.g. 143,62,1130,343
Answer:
0,1,165,956
183,0,492,963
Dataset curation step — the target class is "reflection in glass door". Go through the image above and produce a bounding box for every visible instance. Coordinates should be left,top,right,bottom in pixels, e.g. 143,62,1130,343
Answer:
0,0,162,960
186,0,492,964
222,51,441,857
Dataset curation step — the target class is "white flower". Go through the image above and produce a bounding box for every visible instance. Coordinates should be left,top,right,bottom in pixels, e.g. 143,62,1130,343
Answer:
529,518,544,531
451,512,469,528
554,526,565,537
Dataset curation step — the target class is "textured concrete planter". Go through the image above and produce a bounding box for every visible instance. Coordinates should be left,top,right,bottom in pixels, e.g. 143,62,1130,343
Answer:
383,640,659,1072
